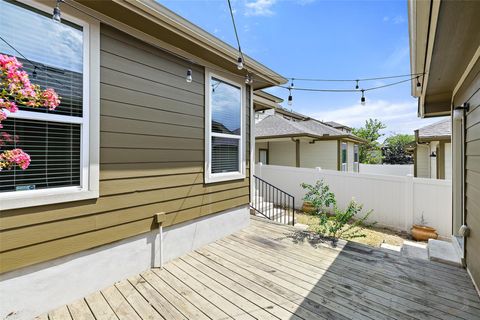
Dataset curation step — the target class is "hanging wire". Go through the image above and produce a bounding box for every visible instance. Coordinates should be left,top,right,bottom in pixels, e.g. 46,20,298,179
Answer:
0,35,64,87
227,0,247,72
276,76,419,93
284,73,424,82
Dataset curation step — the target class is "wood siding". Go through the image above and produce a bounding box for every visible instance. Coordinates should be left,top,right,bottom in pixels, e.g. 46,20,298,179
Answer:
453,57,480,288
0,26,251,274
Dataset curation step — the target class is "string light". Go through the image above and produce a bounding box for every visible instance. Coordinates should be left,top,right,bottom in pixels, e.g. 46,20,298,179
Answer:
237,57,244,70
416,76,422,93
32,66,37,79
360,89,366,106
52,0,64,23
355,80,359,90
288,89,293,106
245,74,253,84
186,68,192,83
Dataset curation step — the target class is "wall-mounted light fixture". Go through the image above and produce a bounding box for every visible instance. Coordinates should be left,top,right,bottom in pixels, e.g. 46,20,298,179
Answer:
429,151,437,158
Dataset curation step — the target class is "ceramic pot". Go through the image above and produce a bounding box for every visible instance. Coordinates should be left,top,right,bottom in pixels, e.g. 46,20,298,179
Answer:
302,201,316,214
411,224,438,241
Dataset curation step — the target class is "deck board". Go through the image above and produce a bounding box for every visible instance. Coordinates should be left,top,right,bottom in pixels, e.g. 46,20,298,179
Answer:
46,218,480,320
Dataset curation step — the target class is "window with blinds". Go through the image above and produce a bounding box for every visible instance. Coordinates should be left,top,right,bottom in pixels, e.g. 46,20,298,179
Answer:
0,0,85,193
341,142,347,171
207,75,244,180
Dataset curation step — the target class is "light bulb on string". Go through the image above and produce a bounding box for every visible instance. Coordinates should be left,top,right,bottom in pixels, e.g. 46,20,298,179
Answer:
288,89,293,106
52,0,64,23
32,66,37,79
237,57,244,70
186,69,192,83
355,80,359,90
245,74,253,84
289,78,294,89
416,76,422,93
360,89,366,106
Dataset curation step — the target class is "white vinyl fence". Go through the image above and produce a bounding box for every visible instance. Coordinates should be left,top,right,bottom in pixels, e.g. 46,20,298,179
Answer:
359,164,414,176
255,164,452,238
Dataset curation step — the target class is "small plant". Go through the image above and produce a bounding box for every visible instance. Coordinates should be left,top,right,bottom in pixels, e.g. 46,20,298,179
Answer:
312,200,375,241
300,179,336,214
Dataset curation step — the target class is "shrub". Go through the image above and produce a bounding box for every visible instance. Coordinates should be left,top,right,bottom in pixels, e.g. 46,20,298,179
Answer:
312,200,375,241
300,179,336,214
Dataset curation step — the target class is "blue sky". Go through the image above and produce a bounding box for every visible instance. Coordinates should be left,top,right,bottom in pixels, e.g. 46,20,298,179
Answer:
161,0,441,138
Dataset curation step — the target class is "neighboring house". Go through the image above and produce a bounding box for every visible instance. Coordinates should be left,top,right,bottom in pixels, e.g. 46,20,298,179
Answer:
409,0,480,291
0,0,286,318
413,118,451,180
324,121,353,133
254,102,365,172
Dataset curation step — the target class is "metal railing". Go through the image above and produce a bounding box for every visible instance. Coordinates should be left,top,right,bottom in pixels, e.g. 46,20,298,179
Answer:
251,175,295,225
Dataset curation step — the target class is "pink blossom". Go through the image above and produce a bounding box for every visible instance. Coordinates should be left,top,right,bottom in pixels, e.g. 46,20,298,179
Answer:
41,88,60,110
0,148,31,170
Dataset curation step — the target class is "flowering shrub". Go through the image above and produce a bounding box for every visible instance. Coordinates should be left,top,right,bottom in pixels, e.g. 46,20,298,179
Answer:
0,54,60,171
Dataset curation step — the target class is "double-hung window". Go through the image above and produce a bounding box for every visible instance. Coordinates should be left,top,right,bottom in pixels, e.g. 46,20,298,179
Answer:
341,142,347,171
205,72,245,183
0,0,99,210
353,144,359,172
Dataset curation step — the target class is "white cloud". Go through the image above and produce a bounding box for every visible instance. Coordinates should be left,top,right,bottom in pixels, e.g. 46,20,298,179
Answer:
392,15,405,24
305,100,441,136
245,0,276,16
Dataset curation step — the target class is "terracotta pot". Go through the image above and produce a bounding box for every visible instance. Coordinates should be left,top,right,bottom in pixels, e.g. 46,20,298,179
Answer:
302,201,317,214
411,224,438,241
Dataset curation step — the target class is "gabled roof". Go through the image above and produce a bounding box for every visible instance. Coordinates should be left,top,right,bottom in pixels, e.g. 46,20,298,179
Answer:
77,0,287,89
255,114,365,143
325,121,352,130
416,118,451,141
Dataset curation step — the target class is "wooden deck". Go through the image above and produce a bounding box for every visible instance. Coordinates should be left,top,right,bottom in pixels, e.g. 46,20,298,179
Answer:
41,218,480,320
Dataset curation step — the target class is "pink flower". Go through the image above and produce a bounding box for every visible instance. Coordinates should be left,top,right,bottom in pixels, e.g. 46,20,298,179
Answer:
41,88,60,110
0,148,31,170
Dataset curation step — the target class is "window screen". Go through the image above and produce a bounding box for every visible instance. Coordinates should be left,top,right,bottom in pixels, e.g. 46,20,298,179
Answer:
0,0,84,193
209,77,242,174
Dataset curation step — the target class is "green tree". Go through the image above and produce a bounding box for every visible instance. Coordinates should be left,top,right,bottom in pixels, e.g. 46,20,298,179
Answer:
352,119,386,164
382,134,415,164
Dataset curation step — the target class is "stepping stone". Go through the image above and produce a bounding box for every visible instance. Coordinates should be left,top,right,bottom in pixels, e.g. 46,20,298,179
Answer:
427,239,463,267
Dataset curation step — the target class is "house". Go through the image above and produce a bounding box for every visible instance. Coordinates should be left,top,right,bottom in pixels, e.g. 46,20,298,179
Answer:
0,0,286,318
413,118,451,179
408,0,480,292
324,121,353,133
254,101,365,172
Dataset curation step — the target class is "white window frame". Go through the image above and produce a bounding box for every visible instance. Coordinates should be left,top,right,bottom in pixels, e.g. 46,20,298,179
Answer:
0,0,100,210
204,70,246,183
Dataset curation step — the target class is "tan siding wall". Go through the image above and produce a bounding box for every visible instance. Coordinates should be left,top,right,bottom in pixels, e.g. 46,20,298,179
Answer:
299,140,338,170
269,141,296,167
416,144,430,178
0,26,251,274
454,57,480,288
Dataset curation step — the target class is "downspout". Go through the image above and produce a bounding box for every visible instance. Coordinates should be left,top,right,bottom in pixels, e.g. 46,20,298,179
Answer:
155,212,166,268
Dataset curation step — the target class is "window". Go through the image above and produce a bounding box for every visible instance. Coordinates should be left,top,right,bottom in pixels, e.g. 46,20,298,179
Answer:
0,0,99,210
259,149,268,164
341,142,347,171
353,144,359,172
205,72,245,183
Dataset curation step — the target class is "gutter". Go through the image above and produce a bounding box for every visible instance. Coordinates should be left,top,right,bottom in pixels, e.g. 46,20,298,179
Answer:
115,0,287,87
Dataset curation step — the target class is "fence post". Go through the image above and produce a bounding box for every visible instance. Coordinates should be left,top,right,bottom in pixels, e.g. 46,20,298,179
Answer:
404,174,414,231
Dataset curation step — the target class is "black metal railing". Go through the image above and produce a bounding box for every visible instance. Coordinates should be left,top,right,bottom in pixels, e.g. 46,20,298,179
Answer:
251,175,295,225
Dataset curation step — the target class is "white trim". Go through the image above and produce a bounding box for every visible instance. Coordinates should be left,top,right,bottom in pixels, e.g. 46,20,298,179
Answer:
250,86,254,202
7,110,84,124
0,1,100,210
204,70,246,183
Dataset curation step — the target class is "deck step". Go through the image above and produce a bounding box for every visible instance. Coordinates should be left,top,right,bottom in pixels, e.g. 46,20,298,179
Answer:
427,239,463,267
